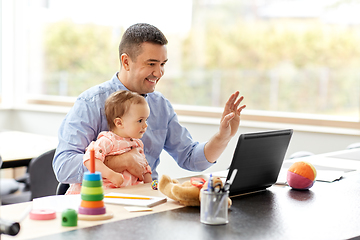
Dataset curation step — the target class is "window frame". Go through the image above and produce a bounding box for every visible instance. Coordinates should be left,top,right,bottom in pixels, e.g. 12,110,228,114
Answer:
1,0,360,134
26,95,360,132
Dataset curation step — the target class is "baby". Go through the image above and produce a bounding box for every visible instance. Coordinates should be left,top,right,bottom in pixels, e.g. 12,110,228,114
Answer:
66,90,152,194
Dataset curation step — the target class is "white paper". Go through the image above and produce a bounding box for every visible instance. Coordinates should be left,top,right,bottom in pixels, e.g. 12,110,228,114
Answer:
124,206,153,212
32,194,81,212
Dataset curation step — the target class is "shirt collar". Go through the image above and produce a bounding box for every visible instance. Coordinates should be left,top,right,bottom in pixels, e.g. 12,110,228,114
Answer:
113,72,148,99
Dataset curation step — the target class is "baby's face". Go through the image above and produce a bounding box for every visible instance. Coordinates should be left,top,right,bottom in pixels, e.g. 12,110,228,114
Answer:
119,102,150,139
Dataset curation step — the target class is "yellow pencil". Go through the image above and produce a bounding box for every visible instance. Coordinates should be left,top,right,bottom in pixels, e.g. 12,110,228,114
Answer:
104,195,152,200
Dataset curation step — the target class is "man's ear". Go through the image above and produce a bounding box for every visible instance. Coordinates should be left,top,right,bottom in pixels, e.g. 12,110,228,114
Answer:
114,118,124,128
121,53,131,71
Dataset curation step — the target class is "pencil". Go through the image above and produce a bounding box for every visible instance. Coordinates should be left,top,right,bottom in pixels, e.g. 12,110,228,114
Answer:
104,195,152,200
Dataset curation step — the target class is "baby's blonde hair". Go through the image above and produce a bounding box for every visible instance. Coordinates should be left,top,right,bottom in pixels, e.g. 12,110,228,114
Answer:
105,90,147,130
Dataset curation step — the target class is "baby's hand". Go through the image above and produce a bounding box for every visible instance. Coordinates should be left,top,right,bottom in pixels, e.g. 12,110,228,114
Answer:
108,172,124,187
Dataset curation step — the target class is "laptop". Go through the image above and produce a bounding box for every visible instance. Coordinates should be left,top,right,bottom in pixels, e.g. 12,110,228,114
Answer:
225,129,293,197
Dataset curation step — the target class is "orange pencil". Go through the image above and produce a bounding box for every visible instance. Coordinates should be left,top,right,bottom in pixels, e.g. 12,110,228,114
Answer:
104,195,152,200
90,148,95,173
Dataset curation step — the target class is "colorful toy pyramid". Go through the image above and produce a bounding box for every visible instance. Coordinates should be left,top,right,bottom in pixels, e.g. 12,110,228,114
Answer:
78,149,113,220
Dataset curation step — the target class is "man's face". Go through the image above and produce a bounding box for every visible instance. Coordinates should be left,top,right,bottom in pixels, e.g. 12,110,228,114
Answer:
124,42,168,95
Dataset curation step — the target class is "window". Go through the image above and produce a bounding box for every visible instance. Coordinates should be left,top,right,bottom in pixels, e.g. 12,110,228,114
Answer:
2,0,360,130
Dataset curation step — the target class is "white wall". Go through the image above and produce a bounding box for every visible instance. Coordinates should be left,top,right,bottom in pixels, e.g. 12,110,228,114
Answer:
1,108,359,179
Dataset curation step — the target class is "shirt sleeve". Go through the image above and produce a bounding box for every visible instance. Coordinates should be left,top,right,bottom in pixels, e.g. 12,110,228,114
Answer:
53,98,105,184
163,103,214,172
83,135,114,164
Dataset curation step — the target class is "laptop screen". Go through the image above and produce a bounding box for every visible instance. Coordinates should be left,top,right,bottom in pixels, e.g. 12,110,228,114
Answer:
227,129,293,197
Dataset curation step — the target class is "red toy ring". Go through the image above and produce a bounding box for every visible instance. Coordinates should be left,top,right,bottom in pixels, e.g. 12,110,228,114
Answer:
190,177,206,188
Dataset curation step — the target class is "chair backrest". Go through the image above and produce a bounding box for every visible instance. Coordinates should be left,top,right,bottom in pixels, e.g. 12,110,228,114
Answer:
56,182,70,195
28,149,58,200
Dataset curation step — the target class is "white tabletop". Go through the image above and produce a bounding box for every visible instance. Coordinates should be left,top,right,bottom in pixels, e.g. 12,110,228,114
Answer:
0,131,58,163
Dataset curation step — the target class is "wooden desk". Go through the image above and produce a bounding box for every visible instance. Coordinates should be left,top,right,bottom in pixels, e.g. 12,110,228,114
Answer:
0,131,58,169
1,180,187,240
2,150,360,240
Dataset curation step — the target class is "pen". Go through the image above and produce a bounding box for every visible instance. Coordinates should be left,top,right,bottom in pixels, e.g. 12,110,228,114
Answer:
208,173,213,192
222,169,238,192
104,195,152,200
205,173,213,221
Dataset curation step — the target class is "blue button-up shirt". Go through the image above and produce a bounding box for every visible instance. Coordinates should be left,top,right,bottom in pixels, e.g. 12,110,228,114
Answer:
53,73,213,183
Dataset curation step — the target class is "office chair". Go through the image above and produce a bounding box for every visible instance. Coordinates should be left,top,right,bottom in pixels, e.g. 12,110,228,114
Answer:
28,149,58,199
1,149,58,205
0,155,29,204
56,182,70,195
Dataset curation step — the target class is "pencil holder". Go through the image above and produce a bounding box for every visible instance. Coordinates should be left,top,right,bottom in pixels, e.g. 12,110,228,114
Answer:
200,189,229,225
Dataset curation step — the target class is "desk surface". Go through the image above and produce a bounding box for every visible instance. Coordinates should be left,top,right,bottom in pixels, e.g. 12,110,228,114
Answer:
2,150,360,240
1,178,187,240
35,174,360,240
0,131,58,168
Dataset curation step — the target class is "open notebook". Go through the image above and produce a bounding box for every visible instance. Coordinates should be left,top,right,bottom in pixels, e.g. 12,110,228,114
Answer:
104,192,167,207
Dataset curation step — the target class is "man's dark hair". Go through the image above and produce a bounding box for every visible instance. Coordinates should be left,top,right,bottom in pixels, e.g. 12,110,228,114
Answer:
119,23,168,64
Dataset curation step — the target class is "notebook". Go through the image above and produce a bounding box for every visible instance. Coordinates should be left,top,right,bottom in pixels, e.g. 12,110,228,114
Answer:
104,192,167,207
226,129,293,197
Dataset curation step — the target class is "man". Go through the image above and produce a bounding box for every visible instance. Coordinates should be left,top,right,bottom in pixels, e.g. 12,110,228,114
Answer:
53,23,246,184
